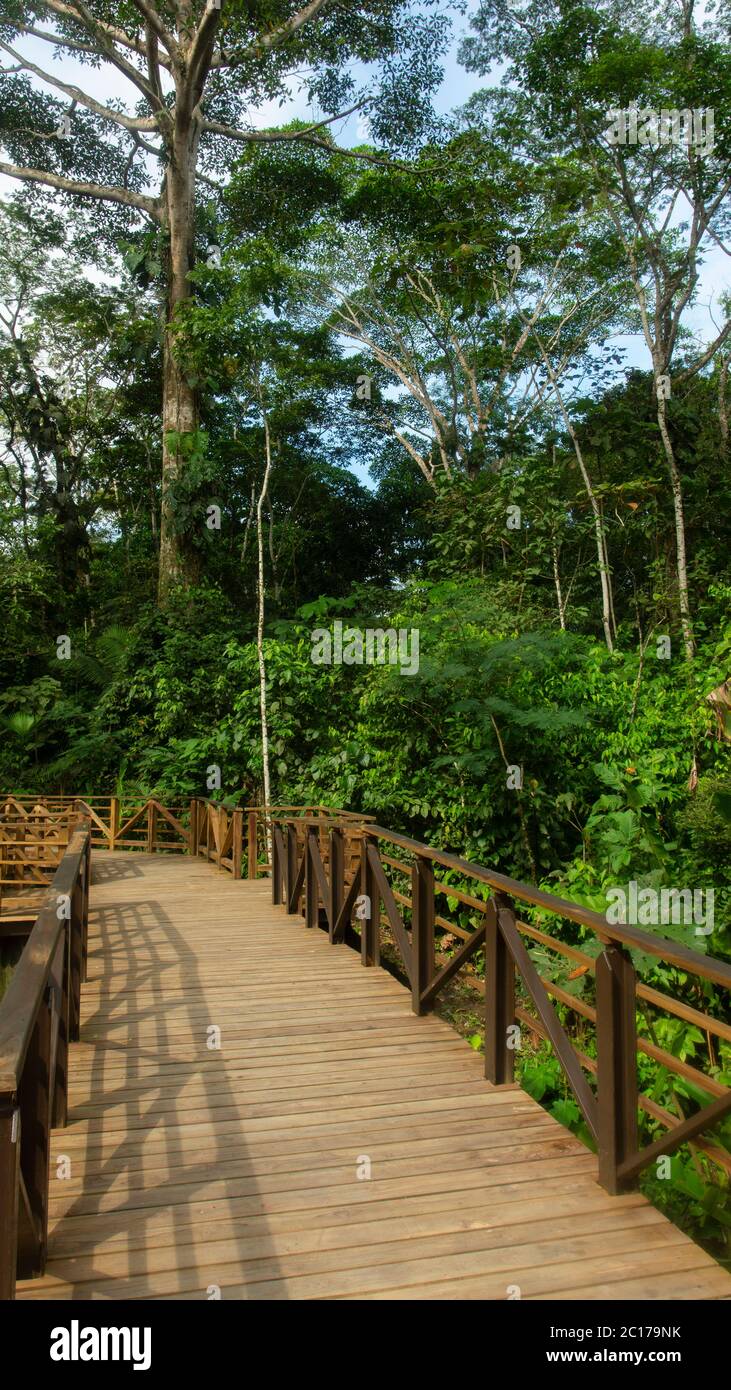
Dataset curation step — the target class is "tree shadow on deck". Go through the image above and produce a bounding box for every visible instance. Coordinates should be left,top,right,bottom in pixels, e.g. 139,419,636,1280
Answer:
42,853,290,1300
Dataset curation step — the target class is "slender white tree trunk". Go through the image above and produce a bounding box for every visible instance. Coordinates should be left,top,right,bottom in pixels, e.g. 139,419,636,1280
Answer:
655,389,695,659
552,541,566,630
256,402,273,845
556,397,615,652
534,342,615,651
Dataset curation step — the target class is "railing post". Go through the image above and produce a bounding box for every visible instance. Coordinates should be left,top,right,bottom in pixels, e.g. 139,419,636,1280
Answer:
286,824,298,914
217,806,225,869
232,809,243,880
271,822,283,905
247,811,257,880
11,820,21,900
110,795,119,852
17,989,52,1278
411,854,435,1014
484,893,516,1084
596,943,639,1194
360,836,379,967
329,827,344,944
147,801,156,853
305,825,318,929
0,1100,20,1300
280,823,290,906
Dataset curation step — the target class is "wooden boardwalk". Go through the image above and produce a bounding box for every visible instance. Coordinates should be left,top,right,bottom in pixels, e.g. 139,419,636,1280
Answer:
16,852,731,1301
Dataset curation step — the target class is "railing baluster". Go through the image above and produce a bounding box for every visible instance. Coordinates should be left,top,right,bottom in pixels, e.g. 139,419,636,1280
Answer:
271,823,282,904
596,943,639,1194
360,834,378,967
232,809,243,880
484,893,516,1085
305,825,318,929
247,811,257,880
411,854,435,1014
329,827,344,944
286,824,298,914
147,800,156,853
280,823,289,906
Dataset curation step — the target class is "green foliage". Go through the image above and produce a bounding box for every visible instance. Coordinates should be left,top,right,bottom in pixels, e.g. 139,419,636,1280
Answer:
517,1035,730,1264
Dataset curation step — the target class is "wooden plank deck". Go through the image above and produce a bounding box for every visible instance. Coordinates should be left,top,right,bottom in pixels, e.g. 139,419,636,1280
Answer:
16,851,731,1301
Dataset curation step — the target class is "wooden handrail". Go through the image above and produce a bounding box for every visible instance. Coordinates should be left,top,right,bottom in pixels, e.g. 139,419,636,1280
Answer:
361,824,731,989
268,812,731,1197
187,800,374,880
0,818,90,1298
1,796,373,873
0,801,78,918
0,828,84,1090
2,795,192,859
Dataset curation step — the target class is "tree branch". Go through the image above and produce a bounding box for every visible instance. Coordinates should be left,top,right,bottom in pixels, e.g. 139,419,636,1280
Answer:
0,39,159,131
128,0,180,64
37,0,159,60
188,2,222,95
145,24,164,105
66,0,171,107
0,159,160,218
675,322,731,384
202,109,402,170
3,21,109,61
215,0,335,69
202,103,360,144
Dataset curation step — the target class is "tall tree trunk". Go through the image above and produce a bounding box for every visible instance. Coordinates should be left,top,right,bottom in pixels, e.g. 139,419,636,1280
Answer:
158,126,200,603
603,498,618,640
536,344,615,651
554,391,615,652
256,403,273,837
718,353,729,458
655,387,695,659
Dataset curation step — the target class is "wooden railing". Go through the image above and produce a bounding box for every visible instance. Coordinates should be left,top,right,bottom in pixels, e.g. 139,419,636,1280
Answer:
0,818,90,1299
3,793,727,1222
190,801,372,880
1,795,190,856
0,797,82,918
270,814,731,1197
76,797,190,854
3,796,370,873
